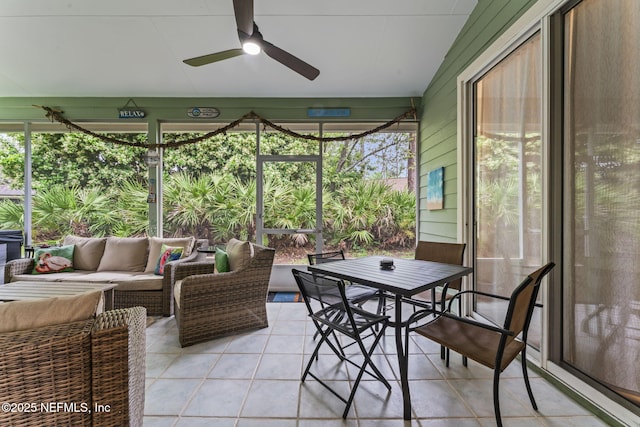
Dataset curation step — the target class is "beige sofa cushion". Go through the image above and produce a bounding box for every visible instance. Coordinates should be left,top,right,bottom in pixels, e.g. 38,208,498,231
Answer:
226,238,252,271
144,237,196,273
97,237,149,272
12,271,162,291
12,273,61,282
66,271,135,283
0,290,103,333
12,271,97,283
63,235,107,271
112,277,162,291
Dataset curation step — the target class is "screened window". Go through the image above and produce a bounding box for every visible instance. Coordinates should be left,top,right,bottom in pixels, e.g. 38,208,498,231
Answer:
160,123,417,264
0,126,148,244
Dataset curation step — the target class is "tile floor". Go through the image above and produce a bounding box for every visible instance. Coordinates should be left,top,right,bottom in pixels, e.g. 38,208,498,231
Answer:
144,301,610,427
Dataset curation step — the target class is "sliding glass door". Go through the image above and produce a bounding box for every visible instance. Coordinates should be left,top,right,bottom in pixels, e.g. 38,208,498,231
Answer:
563,0,640,407
472,32,544,347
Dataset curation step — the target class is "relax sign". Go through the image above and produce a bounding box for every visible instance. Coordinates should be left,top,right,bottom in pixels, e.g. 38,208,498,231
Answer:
119,109,146,119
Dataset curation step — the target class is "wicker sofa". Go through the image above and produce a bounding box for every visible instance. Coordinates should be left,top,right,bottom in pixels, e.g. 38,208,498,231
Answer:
3,235,209,316
173,239,275,347
0,297,146,427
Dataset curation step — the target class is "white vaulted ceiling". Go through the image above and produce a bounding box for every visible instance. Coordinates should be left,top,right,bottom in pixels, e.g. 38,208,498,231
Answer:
0,0,476,98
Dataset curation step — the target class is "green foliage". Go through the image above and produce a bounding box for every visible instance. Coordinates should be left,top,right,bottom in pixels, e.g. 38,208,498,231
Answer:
322,180,415,249
0,134,23,188
0,133,147,191
111,180,148,237
163,133,257,181
163,172,216,238
0,200,23,229
0,130,416,250
30,184,113,240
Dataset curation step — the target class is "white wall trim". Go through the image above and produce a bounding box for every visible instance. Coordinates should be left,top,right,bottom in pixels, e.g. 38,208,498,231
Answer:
458,0,566,83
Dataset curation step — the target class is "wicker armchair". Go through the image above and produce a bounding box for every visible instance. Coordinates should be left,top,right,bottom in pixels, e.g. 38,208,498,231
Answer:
0,306,146,427
174,243,275,347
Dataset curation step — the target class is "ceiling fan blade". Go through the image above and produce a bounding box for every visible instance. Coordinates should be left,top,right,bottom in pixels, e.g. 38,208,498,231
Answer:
233,0,254,36
183,48,245,66
262,40,320,80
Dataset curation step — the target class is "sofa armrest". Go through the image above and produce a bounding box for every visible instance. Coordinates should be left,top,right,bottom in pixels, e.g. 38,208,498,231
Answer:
4,257,35,283
159,239,209,316
91,306,146,427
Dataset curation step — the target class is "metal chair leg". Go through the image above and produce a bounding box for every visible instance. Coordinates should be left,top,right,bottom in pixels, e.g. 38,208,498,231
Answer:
521,348,538,410
493,366,503,427
342,324,391,418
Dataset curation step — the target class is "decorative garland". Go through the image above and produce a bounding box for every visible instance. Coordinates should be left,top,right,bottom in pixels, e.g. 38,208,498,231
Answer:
38,105,417,149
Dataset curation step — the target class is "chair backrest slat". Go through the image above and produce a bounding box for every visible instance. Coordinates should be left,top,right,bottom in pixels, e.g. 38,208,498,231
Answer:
307,250,346,265
414,241,466,291
503,262,555,337
292,268,345,309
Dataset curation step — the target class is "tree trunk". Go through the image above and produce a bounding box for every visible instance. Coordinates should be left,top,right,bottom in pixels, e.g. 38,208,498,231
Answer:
407,133,416,192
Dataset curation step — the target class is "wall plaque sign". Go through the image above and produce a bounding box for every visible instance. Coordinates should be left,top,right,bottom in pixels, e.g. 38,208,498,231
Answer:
118,98,145,119
307,108,351,118
119,110,146,119
187,107,220,118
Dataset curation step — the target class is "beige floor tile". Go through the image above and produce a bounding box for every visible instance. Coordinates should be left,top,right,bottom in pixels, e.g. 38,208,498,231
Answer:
143,302,613,426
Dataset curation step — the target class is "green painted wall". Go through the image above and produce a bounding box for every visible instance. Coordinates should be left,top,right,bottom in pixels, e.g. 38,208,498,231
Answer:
0,97,414,124
418,0,538,242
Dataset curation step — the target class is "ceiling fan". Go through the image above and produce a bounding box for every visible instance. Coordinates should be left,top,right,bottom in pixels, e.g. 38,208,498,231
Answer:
183,0,320,81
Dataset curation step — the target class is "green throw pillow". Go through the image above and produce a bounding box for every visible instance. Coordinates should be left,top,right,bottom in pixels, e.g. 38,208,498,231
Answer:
154,244,184,275
215,247,230,273
32,245,75,274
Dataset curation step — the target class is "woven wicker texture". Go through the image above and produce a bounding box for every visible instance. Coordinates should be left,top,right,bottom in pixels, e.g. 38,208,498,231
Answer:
3,257,34,284
0,320,93,426
175,244,275,347
92,307,146,427
0,306,146,427
113,290,163,316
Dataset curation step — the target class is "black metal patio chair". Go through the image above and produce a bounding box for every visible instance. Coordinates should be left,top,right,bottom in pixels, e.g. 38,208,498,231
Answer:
408,241,467,365
307,249,387,315
292,268,391,418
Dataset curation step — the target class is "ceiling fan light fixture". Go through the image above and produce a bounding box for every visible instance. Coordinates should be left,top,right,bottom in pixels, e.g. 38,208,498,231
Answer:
183,0,319,80
242,40,261,55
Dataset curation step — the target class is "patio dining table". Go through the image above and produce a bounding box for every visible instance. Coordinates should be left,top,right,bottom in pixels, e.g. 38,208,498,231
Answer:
307,255,473,420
